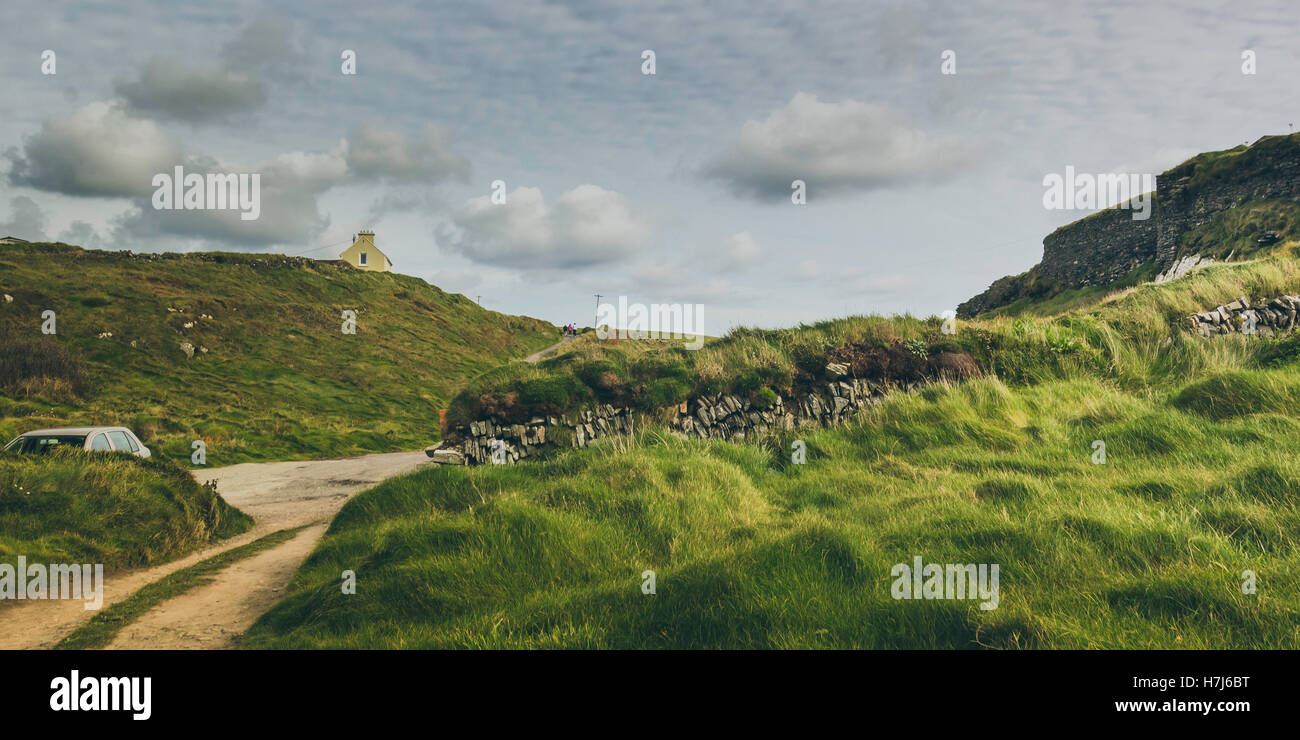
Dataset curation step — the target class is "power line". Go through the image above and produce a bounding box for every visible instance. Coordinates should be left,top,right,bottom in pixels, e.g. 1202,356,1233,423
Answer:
279,237,354,258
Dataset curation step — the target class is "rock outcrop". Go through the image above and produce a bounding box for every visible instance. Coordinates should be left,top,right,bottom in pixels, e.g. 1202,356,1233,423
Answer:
959,133,1300,318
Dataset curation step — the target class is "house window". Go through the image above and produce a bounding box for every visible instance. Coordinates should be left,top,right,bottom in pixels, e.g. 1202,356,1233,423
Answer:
360,252,368,265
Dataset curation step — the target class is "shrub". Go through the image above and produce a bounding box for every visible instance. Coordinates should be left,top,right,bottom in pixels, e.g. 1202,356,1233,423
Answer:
733,369,763,394
0,329,89,397
577,360,623,390
641,378,691,410
518,376,585,409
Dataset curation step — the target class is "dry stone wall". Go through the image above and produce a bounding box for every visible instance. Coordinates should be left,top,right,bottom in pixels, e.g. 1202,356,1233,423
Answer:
1186,294,1300,337
426,363,909,466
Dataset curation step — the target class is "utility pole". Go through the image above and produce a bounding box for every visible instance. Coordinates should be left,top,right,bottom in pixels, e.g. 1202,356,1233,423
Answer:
476,295,482,305
593,293,602,330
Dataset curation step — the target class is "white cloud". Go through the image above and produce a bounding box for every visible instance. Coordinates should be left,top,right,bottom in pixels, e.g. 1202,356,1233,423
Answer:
795,259,821,280
7,102,182,197
115,146,348,247
705,92,975,199
12,116,469,249
721,230,762,271
442,184,649,269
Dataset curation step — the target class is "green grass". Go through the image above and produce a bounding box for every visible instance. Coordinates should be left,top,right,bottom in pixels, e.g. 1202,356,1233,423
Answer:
241,376,1300,649
0,242,557,465
57,526,303,650
448,249,1300,428
242,253,1300,649
0,448,252,570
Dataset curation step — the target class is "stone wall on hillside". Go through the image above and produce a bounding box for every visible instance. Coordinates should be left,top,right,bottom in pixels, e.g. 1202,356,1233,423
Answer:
426,364,909,466
1186,294,1300,337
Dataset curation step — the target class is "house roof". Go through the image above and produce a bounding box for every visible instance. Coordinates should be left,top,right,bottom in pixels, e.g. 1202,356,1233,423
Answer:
340,235,392,266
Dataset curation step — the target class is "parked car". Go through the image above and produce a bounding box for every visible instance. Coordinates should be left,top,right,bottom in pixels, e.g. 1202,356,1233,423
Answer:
3,426,152,458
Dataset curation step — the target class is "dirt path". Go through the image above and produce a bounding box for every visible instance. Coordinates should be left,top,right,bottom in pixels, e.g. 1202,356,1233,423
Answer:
0,450,428,650
525,334,577,363
106,523,329,650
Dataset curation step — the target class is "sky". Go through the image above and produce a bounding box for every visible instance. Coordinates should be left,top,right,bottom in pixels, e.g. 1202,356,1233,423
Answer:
1,0,1298,333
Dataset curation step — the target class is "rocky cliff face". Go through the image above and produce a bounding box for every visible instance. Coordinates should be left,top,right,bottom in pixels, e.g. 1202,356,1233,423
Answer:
958,133,1300,318
1154,136,1300,266
1038,206,1158,289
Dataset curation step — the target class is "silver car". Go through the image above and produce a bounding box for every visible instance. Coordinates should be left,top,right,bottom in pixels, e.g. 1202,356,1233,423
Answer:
4,426,152,458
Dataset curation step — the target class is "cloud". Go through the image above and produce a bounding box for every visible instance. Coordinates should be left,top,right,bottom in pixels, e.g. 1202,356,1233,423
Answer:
441,184,649,269
6,102,182,197
0,196,48,240
56,220,106,249
720,230,762,271
112,16,309,124
345,123,471,183
115,56,266,123
115,146,348,248
704,92,975,199
221,14,305,80
430,268,483,293
8,110,470,249
794,259,821,280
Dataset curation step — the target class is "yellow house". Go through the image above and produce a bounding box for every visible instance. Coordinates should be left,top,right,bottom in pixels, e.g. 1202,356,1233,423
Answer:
339,231,392,272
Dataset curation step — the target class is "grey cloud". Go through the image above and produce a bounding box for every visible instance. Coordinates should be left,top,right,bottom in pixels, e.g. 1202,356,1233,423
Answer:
345,123,471,183
704,93,976,199
0,196,48,240
221,14,306,80
57,220,106,250
115,56,267,123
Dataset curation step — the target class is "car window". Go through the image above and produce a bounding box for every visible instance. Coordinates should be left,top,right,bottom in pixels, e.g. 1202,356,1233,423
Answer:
11,435,88,453
89,434,112,451
107,431,134,451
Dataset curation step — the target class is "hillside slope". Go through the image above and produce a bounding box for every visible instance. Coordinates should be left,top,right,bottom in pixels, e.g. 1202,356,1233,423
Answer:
0,242,556,464
244,252,1300,649
959,132,1300,318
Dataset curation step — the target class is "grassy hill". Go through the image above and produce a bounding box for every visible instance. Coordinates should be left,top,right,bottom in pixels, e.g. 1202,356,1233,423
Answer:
0,449,251,571
0,242,557,465
242,249,1300,649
